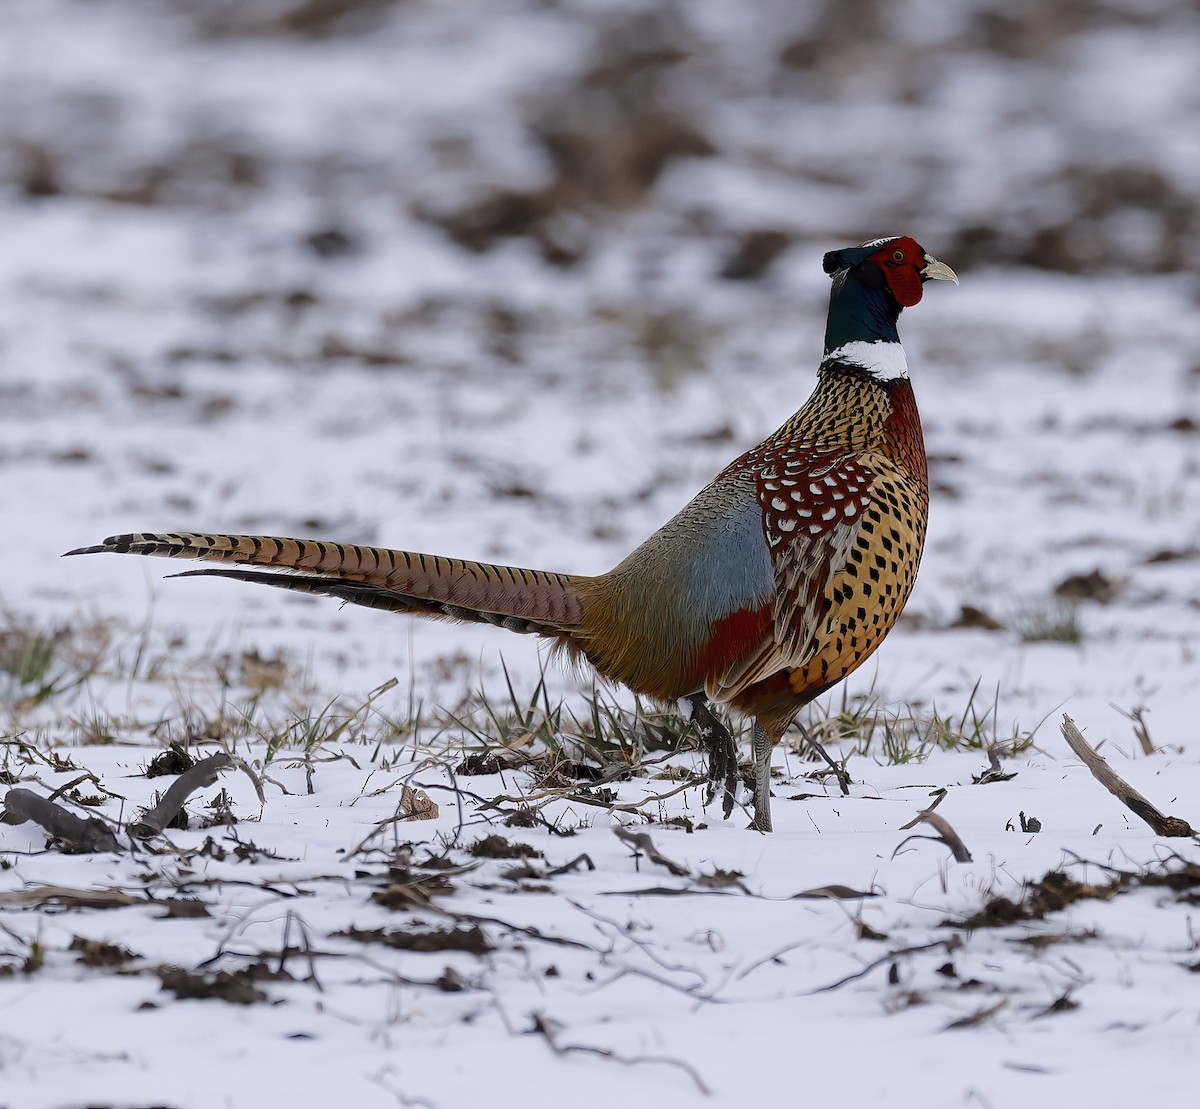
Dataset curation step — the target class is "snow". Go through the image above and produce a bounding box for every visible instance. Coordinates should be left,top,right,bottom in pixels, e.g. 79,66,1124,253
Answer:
3,1,1200,1106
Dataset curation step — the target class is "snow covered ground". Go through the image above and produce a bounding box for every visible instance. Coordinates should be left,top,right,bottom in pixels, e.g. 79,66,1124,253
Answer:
2,1,1200,1106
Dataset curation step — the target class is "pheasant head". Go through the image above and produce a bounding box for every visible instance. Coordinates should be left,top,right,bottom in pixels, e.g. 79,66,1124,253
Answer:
821,236,958,381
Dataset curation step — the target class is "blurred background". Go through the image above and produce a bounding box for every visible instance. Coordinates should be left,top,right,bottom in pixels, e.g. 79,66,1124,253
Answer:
2,0,1199,735
4,0,1198,279
4,0,1199,274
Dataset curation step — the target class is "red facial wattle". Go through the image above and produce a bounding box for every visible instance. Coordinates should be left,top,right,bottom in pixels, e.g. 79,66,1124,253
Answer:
870,236,925,308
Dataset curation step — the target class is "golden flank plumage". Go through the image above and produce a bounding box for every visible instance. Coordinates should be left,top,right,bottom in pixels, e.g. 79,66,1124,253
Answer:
66,237,955,832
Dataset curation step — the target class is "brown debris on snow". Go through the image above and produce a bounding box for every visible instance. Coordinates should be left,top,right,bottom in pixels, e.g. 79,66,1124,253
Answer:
954,870,1120,930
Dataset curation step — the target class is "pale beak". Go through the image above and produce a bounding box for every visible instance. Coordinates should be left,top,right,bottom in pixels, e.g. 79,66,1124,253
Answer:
920,254,959,284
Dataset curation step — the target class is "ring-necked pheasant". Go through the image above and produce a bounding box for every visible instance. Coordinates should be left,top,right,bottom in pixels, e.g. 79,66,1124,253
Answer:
65,236,956,831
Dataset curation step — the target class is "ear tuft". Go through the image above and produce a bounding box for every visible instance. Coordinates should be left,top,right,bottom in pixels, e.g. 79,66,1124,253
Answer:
822,250,846,275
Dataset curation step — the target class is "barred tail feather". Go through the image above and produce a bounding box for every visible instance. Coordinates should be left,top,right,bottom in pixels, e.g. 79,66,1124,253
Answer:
65,531,587,635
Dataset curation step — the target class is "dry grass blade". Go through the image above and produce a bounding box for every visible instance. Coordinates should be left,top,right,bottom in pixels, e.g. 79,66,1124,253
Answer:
1061,715,1193,837
944,1000,1007,1030
0,885,145,910
789,884,878,901
896,810,973,862
796,721,851,795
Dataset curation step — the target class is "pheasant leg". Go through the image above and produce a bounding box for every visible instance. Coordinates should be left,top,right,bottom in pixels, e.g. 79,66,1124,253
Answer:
686,694,739,819
749,720,774,832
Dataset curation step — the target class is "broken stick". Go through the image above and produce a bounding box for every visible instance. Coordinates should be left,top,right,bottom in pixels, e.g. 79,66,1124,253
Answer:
1061,715,1192,837
1,788,121,853
129,753,234,839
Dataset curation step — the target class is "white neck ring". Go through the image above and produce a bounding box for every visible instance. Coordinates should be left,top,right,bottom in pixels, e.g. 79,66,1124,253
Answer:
822,340,908,381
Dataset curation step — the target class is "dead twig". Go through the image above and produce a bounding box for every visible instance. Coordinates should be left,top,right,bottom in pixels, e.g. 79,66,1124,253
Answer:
569,900,707,980
945,999,1007,1030
501,853,595,881
528,1011,711,1096
478,776,698,817
600,886,741,898
796,722,852,796
810,937,960,994
1,788,120,852
427,906,595,951
226,754,266,807
1113,703,1155,756
1061,715,1193,837
972,746,1017,785
612,825,689,877
129,753,234,839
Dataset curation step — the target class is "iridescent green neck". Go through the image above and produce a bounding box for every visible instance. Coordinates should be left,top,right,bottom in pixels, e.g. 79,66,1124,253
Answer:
821,266,905,380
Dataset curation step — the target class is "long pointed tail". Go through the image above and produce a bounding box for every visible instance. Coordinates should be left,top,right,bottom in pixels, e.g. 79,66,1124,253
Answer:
65,532,588,638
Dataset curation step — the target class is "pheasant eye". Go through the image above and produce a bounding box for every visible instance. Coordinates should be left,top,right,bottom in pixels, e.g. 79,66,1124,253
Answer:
891,249,905,262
